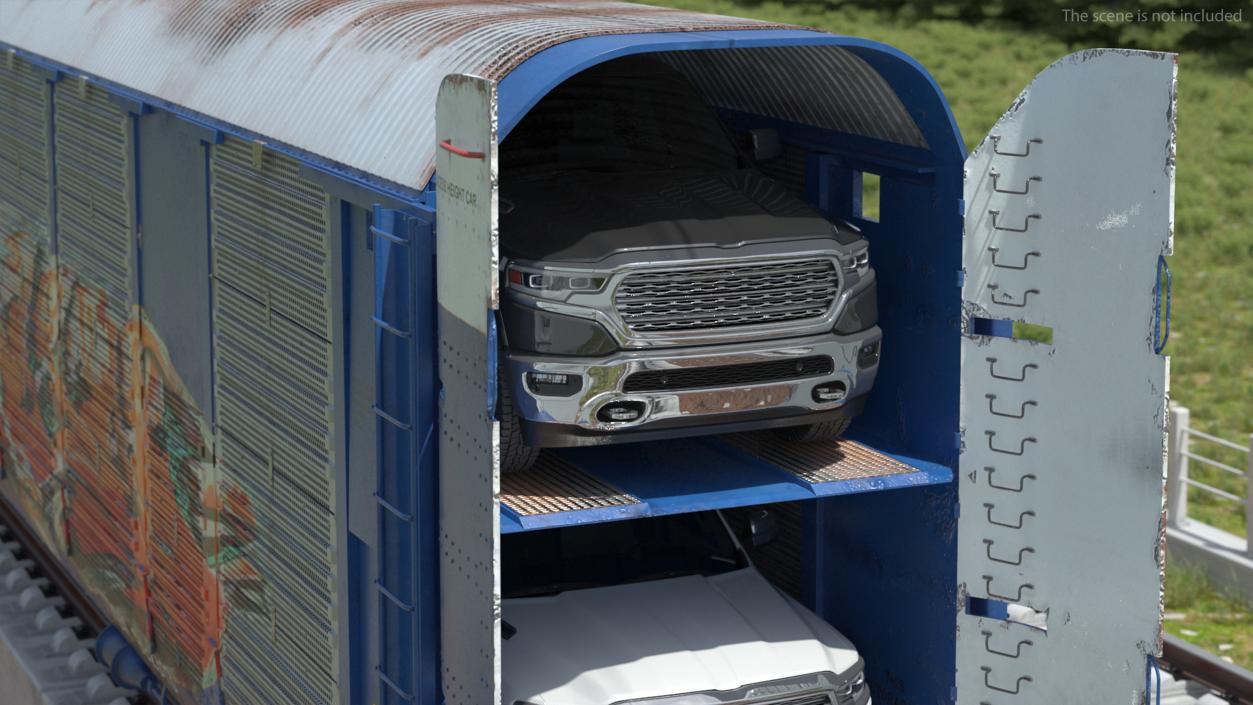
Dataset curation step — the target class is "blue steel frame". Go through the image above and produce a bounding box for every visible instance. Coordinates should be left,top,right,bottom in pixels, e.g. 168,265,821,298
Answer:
3,25,967,705
370,208,439,705
498,27,967,463
500,440,954,533
495,30,968,705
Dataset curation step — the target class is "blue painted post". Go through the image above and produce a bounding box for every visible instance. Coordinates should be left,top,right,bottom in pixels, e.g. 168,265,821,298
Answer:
371,207,438,704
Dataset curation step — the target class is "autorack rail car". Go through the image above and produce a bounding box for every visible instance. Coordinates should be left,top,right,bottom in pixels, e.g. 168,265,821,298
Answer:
0,1,1175,704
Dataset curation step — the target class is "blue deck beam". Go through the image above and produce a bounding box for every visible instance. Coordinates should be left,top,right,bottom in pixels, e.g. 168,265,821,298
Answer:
500,437,953,534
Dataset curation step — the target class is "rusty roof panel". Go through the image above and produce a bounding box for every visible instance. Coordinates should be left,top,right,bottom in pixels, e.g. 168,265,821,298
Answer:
0,0,784,191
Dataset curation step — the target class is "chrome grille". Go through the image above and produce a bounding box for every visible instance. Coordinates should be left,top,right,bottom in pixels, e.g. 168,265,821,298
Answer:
768,694,831,705
615,259,838,332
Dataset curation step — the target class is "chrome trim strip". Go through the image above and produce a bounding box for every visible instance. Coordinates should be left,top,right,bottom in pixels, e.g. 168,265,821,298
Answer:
505,329,880,432
610,660,866,705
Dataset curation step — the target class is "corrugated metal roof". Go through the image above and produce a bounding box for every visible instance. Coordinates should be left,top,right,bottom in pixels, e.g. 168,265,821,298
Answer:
0,1,926,193
662,46,928,148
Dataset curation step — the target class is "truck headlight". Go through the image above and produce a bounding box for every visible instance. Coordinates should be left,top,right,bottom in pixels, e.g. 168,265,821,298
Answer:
507,264,607,298
839,248,870,275
834,669,867,702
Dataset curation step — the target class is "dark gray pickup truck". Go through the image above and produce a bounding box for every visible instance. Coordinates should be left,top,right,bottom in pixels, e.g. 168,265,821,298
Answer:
496,56,881,472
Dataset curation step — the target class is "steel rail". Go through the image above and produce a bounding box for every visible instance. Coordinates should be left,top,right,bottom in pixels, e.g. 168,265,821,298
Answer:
0,493,106,634
0,493,157,704
1162,633,1253,705
1188,428,1249,454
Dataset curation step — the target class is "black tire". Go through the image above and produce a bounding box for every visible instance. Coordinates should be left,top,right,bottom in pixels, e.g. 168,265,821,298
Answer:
774,415,853,443
498,366,540,474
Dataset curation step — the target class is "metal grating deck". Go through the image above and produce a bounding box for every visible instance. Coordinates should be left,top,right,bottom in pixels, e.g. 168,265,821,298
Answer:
722,433,919,484
500,435,952,534
502,454,639,517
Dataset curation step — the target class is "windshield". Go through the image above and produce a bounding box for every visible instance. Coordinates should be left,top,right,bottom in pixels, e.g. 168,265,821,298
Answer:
501,55,741,179
502,511,746,598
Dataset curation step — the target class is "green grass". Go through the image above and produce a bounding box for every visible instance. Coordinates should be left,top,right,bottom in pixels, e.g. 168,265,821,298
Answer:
641,0,1252,534
1164,558,1253,670
1012,322,1054,345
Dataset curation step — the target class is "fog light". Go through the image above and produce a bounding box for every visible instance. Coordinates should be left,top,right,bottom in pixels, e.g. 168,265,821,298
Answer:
858,340,881,369
597,401,646,424
604,408,639,421
813,381,847,403
525,372,582,397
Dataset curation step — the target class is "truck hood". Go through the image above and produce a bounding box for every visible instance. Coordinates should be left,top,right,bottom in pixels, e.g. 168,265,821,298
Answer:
499,168,850,264
501,568,860,705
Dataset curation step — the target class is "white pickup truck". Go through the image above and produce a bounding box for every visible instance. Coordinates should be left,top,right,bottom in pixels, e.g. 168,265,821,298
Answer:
502,510,870,705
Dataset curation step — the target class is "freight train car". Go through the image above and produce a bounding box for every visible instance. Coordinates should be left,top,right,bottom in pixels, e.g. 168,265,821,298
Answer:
0,2,1176,704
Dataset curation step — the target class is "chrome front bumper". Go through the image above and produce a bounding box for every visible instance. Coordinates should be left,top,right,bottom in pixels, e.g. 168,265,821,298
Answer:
505,328,881,447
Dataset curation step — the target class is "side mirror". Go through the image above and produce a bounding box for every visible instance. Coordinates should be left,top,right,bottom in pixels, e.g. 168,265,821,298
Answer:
749,509,778,547
749,128,781,162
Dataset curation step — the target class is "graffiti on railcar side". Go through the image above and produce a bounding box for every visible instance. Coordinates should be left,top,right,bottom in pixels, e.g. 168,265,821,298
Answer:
0,226,268,704
0,229,66,554
57,261,147,639
136,312,225,702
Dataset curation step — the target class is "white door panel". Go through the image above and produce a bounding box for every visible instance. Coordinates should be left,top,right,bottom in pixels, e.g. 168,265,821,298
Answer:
436,73,501,705
958,49,1175,705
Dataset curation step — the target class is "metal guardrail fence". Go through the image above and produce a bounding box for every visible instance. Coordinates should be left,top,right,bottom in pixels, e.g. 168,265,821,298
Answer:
1167,405,1252,556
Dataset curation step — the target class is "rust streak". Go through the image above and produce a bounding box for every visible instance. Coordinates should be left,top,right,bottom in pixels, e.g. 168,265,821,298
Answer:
135,0,785,66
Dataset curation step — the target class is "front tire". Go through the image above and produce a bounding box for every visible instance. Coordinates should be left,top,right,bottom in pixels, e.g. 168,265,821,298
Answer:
774,414,853,443
498,365,540,474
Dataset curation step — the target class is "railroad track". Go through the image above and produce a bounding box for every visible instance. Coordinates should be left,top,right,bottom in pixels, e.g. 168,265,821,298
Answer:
0,496,154,705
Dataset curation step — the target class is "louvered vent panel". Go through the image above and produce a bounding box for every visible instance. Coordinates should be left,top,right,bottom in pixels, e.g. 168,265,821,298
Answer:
0,58,51,230
52,79,143,631
55,83,131,321
210,136,338,705
211,137,331,340
0,56,59,548
217,425,337,705
214,281,334,506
